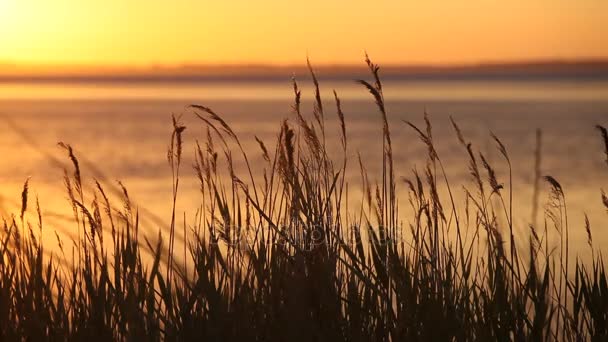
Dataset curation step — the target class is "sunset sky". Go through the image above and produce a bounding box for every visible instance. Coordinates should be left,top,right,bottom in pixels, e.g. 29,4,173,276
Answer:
0,0,606,67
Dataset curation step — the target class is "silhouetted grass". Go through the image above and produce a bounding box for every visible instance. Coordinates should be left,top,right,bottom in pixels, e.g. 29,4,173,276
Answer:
1,57,607,341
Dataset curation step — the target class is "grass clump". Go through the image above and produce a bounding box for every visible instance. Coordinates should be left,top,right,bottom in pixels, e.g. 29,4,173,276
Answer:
1,56,608,341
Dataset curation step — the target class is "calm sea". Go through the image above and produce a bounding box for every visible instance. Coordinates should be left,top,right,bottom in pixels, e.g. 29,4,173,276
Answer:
0,78,607,255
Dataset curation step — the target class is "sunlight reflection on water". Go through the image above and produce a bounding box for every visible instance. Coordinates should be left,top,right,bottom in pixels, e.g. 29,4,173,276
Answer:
0,79,606,258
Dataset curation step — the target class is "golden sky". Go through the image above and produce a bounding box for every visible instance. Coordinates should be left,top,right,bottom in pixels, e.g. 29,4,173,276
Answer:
0,0,606,66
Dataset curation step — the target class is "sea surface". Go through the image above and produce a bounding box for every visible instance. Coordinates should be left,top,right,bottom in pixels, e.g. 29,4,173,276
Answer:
0,78,607,256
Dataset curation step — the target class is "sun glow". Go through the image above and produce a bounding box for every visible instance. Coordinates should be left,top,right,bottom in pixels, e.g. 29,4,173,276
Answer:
0,0,17,28
0,0,607,67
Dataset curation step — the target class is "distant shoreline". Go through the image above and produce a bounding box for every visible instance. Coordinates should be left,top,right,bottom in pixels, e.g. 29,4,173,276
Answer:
1,60,608,82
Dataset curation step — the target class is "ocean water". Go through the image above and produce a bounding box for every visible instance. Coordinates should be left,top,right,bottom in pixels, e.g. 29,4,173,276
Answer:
0,79,606,256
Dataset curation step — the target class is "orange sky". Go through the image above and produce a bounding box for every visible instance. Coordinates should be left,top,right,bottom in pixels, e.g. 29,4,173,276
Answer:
0,0,606,66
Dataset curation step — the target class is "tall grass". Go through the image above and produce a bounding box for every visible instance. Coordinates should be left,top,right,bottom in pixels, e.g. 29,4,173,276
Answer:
1,57,607,341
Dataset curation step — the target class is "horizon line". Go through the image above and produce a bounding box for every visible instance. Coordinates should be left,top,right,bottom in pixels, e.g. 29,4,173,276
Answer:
1,58,608,81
